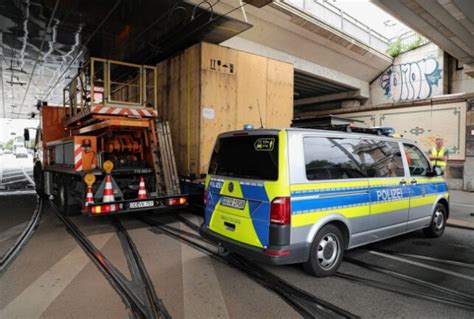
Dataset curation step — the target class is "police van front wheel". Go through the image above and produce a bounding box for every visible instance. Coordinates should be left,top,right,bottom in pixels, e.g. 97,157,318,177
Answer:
423,203,447,238
303,225,345,277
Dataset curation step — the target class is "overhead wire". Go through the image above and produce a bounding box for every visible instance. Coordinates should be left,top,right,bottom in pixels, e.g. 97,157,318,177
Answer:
17,0,60,118
42,0,122,103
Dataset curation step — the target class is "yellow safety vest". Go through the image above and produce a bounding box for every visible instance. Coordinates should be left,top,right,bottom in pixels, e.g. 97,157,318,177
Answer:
431,147,447,167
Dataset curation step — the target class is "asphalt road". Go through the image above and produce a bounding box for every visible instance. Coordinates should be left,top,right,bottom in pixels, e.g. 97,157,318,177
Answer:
0,154,35,192
1,195,473,319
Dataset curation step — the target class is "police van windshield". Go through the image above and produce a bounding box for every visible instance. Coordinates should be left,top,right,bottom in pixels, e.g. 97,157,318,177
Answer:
209,134,279,181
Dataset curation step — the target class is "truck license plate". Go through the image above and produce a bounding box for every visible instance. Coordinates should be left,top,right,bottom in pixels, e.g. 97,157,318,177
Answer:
129,200,155,209
221,197,246,210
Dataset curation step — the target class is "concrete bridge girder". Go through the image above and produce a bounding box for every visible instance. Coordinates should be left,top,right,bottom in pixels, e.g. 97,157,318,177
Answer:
188,0,394,101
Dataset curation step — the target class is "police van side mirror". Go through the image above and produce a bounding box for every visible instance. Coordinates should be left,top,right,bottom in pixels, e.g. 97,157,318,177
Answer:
433,166,444,176
427,166,443,177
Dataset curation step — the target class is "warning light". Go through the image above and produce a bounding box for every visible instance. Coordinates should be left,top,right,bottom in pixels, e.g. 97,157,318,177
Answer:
84,174,96,186
103,160,114,174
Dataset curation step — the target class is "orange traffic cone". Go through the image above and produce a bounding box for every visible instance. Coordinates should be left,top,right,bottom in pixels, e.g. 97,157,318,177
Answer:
138,177,147,199
85,186,94,206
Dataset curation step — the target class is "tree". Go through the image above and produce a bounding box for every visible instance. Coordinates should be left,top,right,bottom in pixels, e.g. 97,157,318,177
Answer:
5,138,14,150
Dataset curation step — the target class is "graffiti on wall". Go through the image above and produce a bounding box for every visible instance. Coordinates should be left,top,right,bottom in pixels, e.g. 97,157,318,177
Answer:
380,57,443,102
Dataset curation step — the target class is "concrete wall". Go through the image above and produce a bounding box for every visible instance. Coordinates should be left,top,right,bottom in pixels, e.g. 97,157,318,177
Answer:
465,109,474,191
330,98,470,190
338,101,466,161
370,43,444,105
451,64,474,94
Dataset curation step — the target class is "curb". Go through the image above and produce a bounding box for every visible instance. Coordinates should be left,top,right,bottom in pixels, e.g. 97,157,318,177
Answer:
447,218,474,230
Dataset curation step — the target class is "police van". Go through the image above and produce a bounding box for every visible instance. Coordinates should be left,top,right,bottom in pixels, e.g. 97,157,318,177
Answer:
200,127,449,277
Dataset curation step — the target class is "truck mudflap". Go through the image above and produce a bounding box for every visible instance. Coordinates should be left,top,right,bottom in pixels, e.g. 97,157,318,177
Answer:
84,195,188,216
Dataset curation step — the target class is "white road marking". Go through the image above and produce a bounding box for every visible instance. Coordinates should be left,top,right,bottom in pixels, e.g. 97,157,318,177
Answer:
392,252,474,269
0,233,113,319
20,165,35,187
1,179,29,185
369,250,474,282
0,190,36,196
181,217,230,319
451,203,474,208
0,157,4,187
0,222,28,244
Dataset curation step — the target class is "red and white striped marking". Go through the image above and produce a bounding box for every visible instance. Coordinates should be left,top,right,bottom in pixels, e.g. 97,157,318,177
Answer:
103,175,115,211
91,106,156,117
74,144,83,172
85,186,94,206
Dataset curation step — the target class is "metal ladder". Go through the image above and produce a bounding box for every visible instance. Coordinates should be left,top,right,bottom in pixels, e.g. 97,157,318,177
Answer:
152,120,181,196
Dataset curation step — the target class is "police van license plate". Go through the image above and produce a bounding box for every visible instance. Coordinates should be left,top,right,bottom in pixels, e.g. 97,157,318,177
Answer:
221,197,246,210
129,200,155,209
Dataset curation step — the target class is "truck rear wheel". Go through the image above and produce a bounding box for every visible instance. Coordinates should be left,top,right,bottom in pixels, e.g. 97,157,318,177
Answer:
33,163,46,198
55,176,79,216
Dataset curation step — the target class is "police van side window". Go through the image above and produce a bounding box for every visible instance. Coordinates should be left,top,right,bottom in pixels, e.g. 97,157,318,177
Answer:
356,139,404,178
304,137,366,180
403,144,430,176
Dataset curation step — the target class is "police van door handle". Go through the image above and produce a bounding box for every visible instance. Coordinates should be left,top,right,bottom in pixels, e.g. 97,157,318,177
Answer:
399,180,407,186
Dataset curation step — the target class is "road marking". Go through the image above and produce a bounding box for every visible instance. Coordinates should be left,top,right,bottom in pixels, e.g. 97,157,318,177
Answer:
369,250,474,282
20,165,35,187
451,203,474,208
0,233,113,319
181,217,230,319
391,252,474,269
0,158,4,188
0,222,28,244
1,179,29,185
0,190,36,196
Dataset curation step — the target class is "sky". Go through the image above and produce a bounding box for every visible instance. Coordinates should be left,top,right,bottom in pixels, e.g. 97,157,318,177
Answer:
329,0,411,39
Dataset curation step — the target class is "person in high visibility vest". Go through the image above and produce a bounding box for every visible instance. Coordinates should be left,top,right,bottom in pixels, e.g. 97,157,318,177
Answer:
428,138,448,170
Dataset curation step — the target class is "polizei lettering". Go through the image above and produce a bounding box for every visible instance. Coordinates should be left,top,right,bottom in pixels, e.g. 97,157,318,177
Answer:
376,188,403,202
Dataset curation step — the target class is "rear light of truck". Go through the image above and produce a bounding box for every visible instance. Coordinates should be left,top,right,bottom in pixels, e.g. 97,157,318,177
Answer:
166,197,187,206
90,204,120,214
204,190,207,206
270,197,291,225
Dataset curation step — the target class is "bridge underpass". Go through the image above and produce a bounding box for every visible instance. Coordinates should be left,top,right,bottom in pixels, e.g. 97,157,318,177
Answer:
1,1,474,319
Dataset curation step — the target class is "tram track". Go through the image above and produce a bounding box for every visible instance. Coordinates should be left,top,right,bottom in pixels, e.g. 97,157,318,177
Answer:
162,214,474,313
342,257,474,307
334,272,474,311
51,203,170,319
0,197,42,272
137,214,359,319
369,248,474,269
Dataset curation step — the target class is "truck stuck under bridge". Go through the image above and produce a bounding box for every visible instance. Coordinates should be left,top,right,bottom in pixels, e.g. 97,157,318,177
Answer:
26,58,187,216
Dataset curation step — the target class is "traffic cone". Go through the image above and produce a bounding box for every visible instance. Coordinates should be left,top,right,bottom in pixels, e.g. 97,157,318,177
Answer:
103,175,116,212
138,177,147,199
85,186,94,206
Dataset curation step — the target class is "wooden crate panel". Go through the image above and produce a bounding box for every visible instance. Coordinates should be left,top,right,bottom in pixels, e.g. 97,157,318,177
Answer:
157,42,294,178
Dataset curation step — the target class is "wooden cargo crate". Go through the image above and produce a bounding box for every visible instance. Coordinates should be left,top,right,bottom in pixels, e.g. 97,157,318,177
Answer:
156,42,294,178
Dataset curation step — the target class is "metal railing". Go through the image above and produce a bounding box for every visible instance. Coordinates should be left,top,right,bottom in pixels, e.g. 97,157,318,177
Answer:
283,0,430,55
392,31,429,48
284,0,391,53
63,58,157,119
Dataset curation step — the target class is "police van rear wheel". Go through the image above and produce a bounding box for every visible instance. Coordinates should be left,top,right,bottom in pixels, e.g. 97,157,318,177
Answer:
303,225,344,277
423,203,446,238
